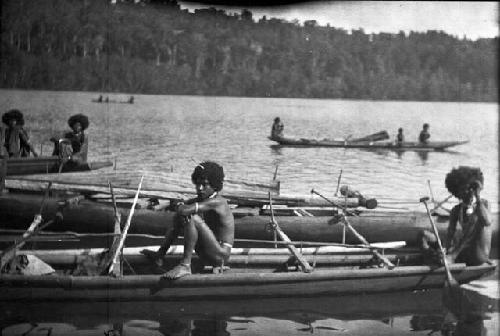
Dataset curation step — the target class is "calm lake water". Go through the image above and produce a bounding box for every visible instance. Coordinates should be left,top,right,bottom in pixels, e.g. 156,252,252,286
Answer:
0,89,498,206
0,89,498,335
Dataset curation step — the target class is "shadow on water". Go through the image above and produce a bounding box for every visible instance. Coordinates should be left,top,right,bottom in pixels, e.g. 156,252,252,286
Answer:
0,289,483,336
439,280,499,336
1,285,498,335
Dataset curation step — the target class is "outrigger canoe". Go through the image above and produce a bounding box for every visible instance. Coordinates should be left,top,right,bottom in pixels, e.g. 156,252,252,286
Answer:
0,246,495,301
2,156,113,175
269,136,469,151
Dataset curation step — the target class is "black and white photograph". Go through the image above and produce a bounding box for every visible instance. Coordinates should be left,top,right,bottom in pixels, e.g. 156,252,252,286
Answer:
0,1,498,335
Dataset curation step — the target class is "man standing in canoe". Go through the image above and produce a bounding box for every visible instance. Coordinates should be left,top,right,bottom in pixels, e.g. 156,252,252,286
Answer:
143,161,234,279
271,117,284,139
419,123,430,144
420,166,492,266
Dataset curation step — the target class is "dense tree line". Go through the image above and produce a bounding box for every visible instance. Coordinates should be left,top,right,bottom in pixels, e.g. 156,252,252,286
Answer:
1,0,497,101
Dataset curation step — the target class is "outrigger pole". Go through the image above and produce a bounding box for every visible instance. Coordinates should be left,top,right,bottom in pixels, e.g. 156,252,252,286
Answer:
311,189,395,269
268,192,313,273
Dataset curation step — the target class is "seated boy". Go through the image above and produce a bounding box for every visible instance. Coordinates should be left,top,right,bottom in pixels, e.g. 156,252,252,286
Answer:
143,161,234,279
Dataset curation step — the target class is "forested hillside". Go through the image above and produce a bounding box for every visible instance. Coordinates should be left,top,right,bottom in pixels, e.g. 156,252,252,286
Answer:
1,0,497,101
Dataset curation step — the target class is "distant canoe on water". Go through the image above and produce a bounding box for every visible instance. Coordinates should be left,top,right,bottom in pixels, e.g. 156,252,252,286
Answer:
269,136,469,152
91,96,134,104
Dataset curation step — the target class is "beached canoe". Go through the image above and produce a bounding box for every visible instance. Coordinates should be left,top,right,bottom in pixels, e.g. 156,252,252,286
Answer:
269,136,469,151
2,156,113,175
0,247,494,301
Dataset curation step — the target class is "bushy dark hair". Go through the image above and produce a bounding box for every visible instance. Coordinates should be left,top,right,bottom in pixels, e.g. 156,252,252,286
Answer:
191,161,224,191
68,114,89,130
2,109,24,126
445,166,484,198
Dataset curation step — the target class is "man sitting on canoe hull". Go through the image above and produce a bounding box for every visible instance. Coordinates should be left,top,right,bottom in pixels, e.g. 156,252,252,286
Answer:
420,166,492,266
143,161,234,279
51,114,89,169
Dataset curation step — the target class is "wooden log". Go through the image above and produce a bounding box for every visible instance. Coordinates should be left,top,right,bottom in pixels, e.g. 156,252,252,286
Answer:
0,192,498,251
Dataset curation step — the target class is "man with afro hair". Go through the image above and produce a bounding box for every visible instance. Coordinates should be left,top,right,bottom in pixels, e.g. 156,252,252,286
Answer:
142,161,234,279
2,109,38,158
51,114,89,165
420,166,492,266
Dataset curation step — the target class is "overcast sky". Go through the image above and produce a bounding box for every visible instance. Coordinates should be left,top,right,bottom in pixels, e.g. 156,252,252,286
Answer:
179,1,498,40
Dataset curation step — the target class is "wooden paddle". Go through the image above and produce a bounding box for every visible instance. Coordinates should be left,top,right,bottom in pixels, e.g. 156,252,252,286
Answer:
420,196,458,287
269,192,313,273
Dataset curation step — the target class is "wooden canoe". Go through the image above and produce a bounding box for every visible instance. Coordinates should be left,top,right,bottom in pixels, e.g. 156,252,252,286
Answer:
2,156,113,175
269,136,469,151
0,247,494,301
0,193,498,252
91,99,133,104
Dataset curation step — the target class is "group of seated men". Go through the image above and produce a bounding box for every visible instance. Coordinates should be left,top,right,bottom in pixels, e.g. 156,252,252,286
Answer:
1,109,89,165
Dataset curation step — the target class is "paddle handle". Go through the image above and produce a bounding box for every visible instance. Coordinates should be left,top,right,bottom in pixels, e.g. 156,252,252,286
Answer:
421,198,456,284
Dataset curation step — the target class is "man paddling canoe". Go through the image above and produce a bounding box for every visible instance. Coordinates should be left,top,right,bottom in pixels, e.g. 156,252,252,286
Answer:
420,166,492,266
142,161,235,279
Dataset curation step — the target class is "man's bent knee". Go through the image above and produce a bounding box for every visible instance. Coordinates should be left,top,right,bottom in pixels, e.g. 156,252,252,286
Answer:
190,214,204,225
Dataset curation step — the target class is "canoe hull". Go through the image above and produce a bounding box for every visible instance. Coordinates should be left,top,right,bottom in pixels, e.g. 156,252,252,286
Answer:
270,137,469,151
3,156,113,175
0,193,498,252
0,263,494,301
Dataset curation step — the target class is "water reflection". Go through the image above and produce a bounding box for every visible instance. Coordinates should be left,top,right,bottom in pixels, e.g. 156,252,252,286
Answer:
0,290,453,336
1,277,498,335
416,151,429,164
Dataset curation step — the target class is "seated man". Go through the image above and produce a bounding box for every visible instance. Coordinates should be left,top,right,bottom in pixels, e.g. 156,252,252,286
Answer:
51,114,89,166
143,161,234,279
270,117,284,139
2,109,38,158
419,123,430,144
419,166,492,266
